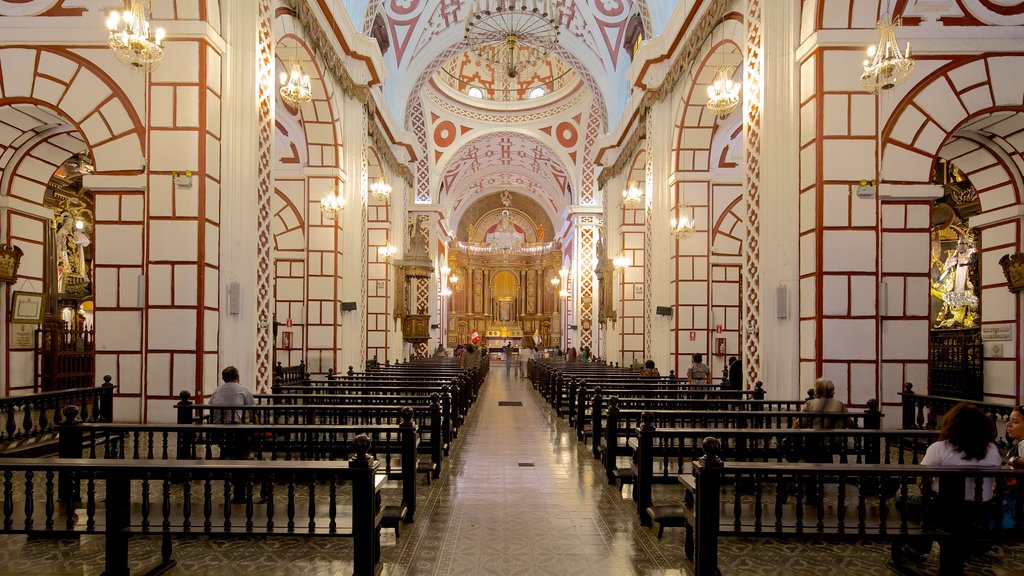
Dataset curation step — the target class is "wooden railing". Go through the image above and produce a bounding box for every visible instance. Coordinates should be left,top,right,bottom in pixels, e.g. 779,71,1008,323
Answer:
0,453,382,576
900,382,1017,448
0,377,114,454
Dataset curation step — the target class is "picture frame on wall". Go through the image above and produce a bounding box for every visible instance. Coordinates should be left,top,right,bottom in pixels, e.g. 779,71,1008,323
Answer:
10,291,45,324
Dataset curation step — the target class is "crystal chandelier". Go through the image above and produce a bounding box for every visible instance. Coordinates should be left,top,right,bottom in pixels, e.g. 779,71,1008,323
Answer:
106,0,165,71
670,208,696,239
378,245,398,261
622,182,644,209
706,66,740,118
464,0,561,79
860,15,914,93
370,180,392,203
280,61,313,107
320,189,344,220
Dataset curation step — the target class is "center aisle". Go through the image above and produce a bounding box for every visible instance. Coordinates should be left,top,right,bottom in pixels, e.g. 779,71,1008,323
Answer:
383,365,687,576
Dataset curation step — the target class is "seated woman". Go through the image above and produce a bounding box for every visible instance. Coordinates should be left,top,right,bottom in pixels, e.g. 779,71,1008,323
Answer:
899,402,1003,558
639,360,660,378
795,378,848,431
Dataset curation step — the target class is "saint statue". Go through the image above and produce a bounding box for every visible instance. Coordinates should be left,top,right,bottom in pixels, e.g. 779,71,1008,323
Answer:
54,212,90,291
536,224,544,242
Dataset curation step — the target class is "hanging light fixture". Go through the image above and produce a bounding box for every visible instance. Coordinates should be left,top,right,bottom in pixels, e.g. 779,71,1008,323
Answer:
320,189,344,220
106,0,165,71
280,60,313,107
612,255,630,272
706,66,741,118
370,179,392,203
860,15,914,93
379,245,398,261
670,206,696,239
464,0,561,79
622,182,644,209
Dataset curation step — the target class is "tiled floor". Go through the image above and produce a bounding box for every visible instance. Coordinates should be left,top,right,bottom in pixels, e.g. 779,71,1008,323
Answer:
0,368,1022,575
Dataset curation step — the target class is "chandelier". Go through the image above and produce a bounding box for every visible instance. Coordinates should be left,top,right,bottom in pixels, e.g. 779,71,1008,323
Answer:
378,245,398,261
320,189,344,220
280,61,313,107
370,180,392,203
106,0,165,71
860,15,914,93
670,208,696,239
622,182,644,209
706,66,740,118
464,0,561,79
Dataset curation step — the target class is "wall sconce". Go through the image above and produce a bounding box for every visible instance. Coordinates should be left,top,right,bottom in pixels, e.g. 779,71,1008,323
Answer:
612,255,629,272
559,267,569,282
440,287,452,297
622,182,644,209
448,273,460,285
370,179,392,203
558,289,568,298
378,244,398,261
670,206,696,239
320,189,344,221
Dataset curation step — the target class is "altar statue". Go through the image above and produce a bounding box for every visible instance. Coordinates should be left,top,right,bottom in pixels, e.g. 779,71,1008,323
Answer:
930,234,978,328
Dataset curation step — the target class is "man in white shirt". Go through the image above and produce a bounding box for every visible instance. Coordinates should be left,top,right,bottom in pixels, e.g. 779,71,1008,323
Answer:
210,366,255,424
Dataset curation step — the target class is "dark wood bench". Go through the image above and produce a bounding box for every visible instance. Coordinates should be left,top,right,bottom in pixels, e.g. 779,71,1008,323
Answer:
0,452,383,576
0,376,115,457
678,437,1023,576
177,394,445,480
58,413,421,523
630,422,940,529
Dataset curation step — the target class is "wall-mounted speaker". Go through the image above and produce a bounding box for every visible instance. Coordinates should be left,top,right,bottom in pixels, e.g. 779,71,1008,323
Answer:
656,306,673,317
776,285,789,319
227,282,240,315
340,301,357,312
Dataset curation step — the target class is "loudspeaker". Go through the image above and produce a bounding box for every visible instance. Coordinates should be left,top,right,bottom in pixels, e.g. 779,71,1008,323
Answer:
137,274,146,307
879,281,888,316
227,282,240,315
776,285,789,319
340,301,357,312
656,306,672,317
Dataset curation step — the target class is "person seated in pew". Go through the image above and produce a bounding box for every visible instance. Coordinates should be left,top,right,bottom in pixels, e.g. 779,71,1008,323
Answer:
898,402,1003,558
434,345,448,357
639,360,660,378
794,377,848,431
686,353,711,385
210,366,256,425
728,356,742,390
211,366,258,502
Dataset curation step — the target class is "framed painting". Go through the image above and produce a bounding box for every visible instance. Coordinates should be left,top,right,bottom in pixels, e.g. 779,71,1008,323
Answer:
10,291,45,324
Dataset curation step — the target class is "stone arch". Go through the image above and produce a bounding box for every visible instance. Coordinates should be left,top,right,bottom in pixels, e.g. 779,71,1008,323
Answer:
881,55,1024,185
0,47,145,203
274,27,341,169
272,188,305,252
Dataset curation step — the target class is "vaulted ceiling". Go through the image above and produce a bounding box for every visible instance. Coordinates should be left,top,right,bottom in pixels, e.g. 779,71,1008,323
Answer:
356,0,650,238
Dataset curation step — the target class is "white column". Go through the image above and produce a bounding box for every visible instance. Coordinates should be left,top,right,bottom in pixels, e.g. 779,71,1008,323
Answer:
648,99,675,371
219,0,261,382
339,96,367,371
758,1,801,398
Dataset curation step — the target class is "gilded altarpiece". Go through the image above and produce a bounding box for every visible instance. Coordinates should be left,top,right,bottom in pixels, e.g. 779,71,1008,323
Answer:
446,208,562,349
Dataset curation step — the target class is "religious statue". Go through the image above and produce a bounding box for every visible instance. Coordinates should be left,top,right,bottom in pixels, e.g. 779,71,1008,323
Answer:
930,232,979,328
54,212,90,293
536,223,544,242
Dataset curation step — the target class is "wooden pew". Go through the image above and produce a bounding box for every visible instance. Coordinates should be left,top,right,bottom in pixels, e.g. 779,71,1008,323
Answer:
0,376,115,457
678,437,1022,576
58,407,420,523
0,452,383,576
630,421,939,528
177,393,445,480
